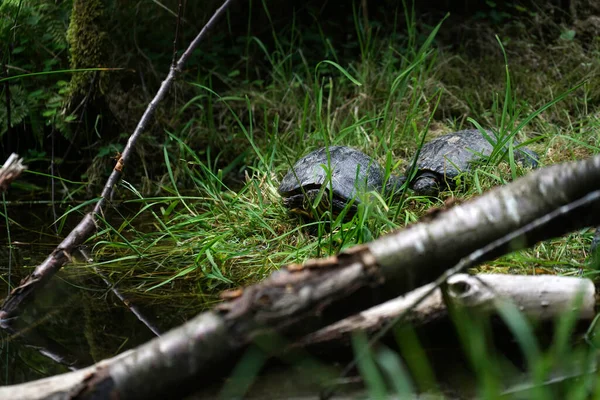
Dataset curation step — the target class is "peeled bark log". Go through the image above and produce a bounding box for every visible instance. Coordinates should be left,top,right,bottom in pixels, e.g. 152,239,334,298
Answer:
297,274,595,347
2,156,600,399
445,273,595,319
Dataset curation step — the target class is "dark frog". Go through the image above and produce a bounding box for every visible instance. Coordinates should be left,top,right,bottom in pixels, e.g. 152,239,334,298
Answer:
278,146,405,219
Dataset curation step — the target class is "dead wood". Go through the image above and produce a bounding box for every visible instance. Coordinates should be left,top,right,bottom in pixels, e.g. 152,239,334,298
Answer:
0,153,27,193
296,274,595,348
1,155,600,400
0,0,237,322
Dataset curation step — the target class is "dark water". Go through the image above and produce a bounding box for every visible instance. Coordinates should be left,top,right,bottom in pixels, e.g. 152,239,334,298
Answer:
0,204,163,385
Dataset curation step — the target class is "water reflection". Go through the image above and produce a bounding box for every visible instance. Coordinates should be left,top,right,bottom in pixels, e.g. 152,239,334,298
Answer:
0,206,161,384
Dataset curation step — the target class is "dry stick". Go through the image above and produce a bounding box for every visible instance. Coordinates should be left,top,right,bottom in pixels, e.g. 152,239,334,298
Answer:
3,46,13,149
0,0,237,322
171,0,184,69
50,127,59,225
0,153,27,193
1,156,600,400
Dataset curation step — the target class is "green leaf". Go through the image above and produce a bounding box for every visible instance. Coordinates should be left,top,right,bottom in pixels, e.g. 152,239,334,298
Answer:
560,30,576,41
315,60,362,86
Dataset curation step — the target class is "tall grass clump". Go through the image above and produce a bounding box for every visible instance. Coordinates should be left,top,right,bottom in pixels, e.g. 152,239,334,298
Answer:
84,0,600,320
87,2,451,309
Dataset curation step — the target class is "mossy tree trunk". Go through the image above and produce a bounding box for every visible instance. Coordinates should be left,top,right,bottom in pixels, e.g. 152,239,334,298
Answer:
64,0,110,143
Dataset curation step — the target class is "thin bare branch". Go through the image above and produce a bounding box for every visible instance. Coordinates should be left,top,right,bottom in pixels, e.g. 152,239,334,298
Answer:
79,248,162,337
0,0,237,321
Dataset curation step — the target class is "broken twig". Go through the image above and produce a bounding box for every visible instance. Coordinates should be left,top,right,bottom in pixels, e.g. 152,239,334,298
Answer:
0,153,27,193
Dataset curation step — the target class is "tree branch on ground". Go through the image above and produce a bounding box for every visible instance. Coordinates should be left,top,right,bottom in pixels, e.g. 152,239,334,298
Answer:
78,247,162,336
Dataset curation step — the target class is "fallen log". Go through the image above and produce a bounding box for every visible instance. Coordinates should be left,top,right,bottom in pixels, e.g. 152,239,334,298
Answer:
1,155,600,399
296,274,596,347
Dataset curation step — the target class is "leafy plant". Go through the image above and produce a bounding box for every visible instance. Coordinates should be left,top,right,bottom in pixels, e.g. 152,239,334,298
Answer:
0,0,72,143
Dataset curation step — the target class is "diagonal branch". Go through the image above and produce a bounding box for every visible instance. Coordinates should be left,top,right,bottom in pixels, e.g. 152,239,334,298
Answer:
0,0,237,322
295,274,595,348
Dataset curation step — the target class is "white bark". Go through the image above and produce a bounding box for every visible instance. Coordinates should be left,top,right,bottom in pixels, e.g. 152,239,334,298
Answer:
445,273,595,319
0,153,27,192
299,274,595,347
